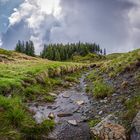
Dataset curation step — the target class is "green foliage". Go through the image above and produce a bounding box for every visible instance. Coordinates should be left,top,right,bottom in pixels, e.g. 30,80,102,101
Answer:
0,52,90,95
72,53,105,63
0,95,55,139
93,80,114,99
22,119,55,139
41,42,103,61
88,119,100,127
44,95,55,102
65,76,78,83
0,78,22,95
15,40,35,56
124,95,140,121
0,48,12,56
100,49,140,77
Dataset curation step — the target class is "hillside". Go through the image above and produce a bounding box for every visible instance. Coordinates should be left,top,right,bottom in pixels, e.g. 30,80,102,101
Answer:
86,49,140,139
0,48,94,139
0,48,140,139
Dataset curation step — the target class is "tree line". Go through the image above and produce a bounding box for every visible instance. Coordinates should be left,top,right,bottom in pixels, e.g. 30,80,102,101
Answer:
15,40,35,56
15,40,106,60
41,42,106,61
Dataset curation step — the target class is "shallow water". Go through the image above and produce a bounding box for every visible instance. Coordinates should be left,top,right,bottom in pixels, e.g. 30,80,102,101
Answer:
29,72,92,140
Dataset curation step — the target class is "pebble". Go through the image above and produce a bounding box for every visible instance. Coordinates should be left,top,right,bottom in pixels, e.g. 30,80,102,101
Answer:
68,120,77,126
62,94,70,98
98,111,103,115
49,93,57,97
48,112,55,119
76,100,84,105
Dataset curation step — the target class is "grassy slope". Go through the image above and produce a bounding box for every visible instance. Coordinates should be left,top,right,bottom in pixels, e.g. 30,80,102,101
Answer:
71,53,105,63
87,48,140,99
0,49,91,95
0,49,92,139
86,49,140,132
1,48,140,138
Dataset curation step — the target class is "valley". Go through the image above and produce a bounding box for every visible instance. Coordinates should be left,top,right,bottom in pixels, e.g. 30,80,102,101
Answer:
0,48,140,140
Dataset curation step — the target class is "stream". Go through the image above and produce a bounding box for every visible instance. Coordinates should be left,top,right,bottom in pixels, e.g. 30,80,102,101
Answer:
29,72,93,140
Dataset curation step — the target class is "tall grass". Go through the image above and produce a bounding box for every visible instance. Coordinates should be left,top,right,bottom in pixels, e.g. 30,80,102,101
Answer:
0,95,55,139
93,80,114,99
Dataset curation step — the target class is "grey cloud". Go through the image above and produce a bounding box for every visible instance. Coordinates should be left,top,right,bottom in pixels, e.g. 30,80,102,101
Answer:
51,0,136,53
2,0,140,54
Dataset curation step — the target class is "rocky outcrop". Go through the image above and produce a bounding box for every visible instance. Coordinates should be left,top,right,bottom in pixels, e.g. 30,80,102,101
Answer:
131,111,140,140
90,115,126,140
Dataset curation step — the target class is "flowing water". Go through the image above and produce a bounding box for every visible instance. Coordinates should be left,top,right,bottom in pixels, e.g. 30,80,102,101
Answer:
29,72,93,140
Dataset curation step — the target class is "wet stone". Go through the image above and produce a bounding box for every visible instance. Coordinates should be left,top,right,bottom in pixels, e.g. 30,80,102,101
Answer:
68,120,78,126
62,93,70,98
48,112,55,119
57,112,73,117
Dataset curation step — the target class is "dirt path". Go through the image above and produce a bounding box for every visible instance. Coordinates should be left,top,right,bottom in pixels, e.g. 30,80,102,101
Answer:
29,72,93,140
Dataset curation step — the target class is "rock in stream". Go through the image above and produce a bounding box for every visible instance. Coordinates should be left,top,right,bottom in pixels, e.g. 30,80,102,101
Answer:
29,73,92,140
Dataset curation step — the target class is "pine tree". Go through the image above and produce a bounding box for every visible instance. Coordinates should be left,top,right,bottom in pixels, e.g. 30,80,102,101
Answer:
41,42,104,61
104,48,106,55
15,40,22,52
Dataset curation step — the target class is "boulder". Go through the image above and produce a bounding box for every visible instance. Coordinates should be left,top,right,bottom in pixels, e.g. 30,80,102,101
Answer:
90,114,126,140
131,111,140,140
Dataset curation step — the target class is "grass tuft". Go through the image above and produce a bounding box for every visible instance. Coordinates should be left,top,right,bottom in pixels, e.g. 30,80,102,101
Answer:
93,80,114,99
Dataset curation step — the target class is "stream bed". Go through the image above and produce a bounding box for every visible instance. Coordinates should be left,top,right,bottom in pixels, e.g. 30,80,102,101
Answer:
29,73,93,140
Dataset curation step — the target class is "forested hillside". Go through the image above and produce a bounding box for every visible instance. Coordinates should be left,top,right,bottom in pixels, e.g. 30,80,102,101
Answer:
41,42,106,61
1,45,140,140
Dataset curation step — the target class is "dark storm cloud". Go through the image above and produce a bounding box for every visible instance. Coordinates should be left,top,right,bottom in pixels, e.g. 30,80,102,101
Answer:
1,0,140,53
51,0,135,53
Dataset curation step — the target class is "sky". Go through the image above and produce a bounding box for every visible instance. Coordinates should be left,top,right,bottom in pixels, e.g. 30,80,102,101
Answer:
0,0,140,54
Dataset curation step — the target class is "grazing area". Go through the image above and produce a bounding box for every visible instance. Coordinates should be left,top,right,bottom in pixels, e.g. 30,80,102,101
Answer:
0,47,140,140
0,48,93,139
1,1,140,139
85,49,140,139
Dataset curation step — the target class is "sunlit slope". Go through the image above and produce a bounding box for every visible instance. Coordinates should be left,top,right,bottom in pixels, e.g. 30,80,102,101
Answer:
0,49,91,94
